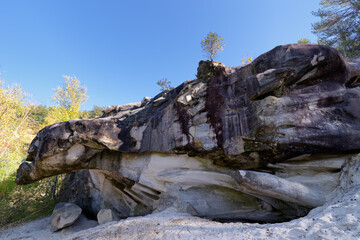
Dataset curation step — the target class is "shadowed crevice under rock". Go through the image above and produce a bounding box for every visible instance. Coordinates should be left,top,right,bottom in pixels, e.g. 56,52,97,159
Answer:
15,43,360,223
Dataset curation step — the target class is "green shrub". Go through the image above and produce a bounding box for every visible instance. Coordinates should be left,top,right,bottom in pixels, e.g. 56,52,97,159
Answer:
0,172,64,228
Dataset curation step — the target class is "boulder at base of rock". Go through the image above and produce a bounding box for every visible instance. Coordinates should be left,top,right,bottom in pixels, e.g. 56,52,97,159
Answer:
50,202,82,232
97,209,120,225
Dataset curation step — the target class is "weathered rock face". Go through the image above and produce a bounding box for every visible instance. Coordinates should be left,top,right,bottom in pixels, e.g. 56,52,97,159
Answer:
50,202,82,232
15,44,360,223
97,209,120,225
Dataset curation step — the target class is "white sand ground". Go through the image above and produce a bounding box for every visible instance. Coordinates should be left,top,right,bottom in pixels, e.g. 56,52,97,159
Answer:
2,158,360,240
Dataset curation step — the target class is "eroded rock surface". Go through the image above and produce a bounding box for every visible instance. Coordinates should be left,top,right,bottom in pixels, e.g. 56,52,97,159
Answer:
16,44,360,223
50,202,82,232
97,209,120,225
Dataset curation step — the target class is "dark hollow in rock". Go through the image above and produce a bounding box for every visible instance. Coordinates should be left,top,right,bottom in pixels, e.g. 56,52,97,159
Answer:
15,44,360,223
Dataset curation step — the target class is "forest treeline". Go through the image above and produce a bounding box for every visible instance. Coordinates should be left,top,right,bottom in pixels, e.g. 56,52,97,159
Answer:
0,76,106,227
0,76,104,182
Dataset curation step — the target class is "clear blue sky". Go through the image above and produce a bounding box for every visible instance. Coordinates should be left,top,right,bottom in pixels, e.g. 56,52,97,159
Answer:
0,0,320,110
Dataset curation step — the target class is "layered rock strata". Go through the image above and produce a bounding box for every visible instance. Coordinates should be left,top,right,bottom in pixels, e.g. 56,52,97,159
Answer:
15,44,360,223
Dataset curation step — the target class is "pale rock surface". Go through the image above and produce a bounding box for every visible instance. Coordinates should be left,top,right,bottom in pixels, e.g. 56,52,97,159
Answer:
1,155,360,239
50,202,82,232
97,209,120,225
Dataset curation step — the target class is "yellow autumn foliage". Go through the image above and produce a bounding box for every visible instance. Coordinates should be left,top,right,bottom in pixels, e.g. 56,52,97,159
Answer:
0,81,34,181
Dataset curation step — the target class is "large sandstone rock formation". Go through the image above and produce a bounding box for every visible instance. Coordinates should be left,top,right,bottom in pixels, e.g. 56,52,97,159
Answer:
15,44,360,223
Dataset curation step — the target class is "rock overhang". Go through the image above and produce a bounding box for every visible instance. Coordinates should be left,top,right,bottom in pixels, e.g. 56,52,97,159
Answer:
15,43,360,223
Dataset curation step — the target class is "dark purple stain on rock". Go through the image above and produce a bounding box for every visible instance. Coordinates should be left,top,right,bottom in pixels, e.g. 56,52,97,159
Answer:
116,121,137,151
205,65,227,147
174,101,191,143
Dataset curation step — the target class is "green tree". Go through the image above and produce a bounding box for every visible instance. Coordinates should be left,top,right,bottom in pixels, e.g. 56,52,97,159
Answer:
157,78,172,92
29,105,50,130
53,75,88,119
312,0,360,57
201,32,225,62
298,38,311,43
44,76,88,126
0,81,34,180
79,105,105,119
43,106,70,126
89,105,105,118
0,79,67,228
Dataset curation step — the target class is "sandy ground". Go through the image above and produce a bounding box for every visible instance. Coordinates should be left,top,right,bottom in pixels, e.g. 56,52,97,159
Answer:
0,214,98,240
